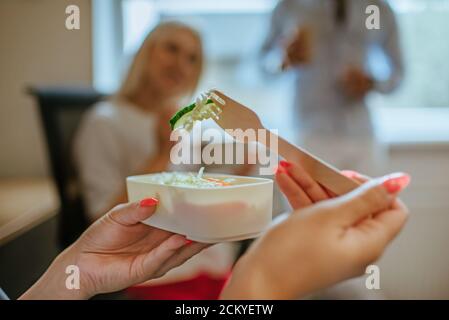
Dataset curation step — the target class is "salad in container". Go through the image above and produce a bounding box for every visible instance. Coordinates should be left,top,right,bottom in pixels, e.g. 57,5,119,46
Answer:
126,168,273,243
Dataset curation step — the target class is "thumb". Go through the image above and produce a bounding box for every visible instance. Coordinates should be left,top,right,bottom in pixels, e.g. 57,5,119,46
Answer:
107,198,159,226
332,172,410,226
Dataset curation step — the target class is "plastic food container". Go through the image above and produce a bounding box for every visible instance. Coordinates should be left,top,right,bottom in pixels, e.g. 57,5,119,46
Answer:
126,173,273,243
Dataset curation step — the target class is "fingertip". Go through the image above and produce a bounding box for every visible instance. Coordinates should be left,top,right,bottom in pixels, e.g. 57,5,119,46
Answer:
108,202,154,226
162,234,188,251
279,160,292,169
139,197,159,207
275,167,292,187
381,173,411,194
136,197,159,219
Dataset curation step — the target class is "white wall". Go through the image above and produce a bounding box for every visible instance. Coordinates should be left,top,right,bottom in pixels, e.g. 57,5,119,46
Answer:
0,0,92,177
379,145,449,299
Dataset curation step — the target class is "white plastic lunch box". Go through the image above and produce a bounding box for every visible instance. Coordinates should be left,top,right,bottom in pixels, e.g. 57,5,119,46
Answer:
126,173,273,243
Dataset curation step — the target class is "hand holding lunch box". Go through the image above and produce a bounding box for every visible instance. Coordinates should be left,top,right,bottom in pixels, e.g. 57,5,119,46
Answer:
127,90,362,242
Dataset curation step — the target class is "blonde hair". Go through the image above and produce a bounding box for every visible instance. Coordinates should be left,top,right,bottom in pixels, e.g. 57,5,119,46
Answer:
117,21,204,102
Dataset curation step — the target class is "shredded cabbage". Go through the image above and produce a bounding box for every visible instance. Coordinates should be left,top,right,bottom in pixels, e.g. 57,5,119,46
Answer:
144,167,235,188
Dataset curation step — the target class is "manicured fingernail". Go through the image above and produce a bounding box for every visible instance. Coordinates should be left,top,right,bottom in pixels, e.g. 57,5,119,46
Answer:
139,197,158,207
185,239,193,245
341,170,361,178
382,173,411,194
279,160,292,168
275,165,285,174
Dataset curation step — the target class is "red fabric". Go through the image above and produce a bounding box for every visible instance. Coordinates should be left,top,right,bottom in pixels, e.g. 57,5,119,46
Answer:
125,272,231,300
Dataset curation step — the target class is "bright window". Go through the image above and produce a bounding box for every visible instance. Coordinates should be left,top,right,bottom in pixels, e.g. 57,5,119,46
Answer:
370,0,449,108
94,0,449,144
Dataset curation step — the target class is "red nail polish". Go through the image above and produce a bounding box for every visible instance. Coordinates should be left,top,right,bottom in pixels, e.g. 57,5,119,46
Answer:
185,239,193,245
382,173,411,194
139,197,158,207
279,160,292,168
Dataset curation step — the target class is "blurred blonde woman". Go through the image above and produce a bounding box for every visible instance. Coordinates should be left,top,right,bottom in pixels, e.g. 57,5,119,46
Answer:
74,22,236,299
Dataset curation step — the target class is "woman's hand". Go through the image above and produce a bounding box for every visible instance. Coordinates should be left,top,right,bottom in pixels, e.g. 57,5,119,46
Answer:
282,26,312,70
340,67,374,101
275,160,332,209
20,198,209,299
221,172,410,299
275,160,369,209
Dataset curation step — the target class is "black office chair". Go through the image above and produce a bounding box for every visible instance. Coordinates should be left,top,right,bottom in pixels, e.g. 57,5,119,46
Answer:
29,86,106,249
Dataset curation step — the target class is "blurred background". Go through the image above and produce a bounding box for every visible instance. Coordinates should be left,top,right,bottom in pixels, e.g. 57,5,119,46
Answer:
1,0,449,299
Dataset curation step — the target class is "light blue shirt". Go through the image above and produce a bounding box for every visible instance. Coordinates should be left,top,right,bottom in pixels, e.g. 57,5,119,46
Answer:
262,0,404,138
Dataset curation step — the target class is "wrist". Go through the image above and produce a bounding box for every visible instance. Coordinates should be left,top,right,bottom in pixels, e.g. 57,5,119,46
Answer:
19,245,94,300
221,255,288,300
222,245,318,300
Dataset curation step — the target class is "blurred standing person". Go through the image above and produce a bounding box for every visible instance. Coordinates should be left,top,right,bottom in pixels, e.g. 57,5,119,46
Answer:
261,0,404,176
260,0,404,299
